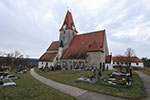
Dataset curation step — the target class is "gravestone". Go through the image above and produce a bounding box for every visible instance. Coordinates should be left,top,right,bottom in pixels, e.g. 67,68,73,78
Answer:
98,67,103,80
93,68,97,79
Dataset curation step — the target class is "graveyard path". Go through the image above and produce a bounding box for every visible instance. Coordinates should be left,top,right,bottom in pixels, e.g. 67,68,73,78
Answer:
30,68,129,100
135,71,150,100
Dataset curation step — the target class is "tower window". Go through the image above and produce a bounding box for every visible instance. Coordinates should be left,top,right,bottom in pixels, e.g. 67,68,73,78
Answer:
72,26,75,30
63,25,66,29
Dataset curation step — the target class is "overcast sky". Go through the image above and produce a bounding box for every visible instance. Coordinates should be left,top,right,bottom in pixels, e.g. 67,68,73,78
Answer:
0,0,150,58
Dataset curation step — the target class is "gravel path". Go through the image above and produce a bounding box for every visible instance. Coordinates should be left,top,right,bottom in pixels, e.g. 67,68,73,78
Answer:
135,71,150,100
30,68,149,100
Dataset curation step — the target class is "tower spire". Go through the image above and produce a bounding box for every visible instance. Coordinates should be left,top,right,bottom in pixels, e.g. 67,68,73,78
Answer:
59,10,78,32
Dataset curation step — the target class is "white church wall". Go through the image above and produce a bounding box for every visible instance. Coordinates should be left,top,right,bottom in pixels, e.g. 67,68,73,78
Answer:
38,61,54,68
60,59,87,69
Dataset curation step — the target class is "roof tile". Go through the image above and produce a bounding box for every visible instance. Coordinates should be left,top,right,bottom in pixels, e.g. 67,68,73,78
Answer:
61,30,105,59
113,56,143,63
47,41,59,51
39,52,58,62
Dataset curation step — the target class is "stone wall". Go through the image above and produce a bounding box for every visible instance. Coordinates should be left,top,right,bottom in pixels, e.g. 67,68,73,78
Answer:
87,51,105,69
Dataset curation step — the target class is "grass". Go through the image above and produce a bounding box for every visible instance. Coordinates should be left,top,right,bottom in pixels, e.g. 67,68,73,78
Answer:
139,69,150,76
0,70,76,100
35,68,147,99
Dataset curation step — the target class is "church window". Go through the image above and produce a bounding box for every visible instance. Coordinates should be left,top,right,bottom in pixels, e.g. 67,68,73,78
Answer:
72,26,75,30
63,25,66,29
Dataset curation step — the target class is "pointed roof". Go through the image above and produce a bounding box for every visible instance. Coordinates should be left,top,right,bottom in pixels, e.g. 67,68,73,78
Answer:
59,11,78,32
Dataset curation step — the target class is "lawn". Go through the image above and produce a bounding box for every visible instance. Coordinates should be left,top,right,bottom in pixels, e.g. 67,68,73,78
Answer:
0,70,76,100
35,68,147,99
139,69,150,76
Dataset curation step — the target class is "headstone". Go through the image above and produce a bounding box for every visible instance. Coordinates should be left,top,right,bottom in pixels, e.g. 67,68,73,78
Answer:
98,68,103,80
130,67,132,78
93,68,97,79
102,63,105,71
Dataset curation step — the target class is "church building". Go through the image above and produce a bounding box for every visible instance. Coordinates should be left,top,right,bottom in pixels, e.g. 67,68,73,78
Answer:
38,11,112,70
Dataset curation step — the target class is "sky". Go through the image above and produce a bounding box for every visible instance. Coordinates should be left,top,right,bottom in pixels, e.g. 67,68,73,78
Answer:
0,0,150,59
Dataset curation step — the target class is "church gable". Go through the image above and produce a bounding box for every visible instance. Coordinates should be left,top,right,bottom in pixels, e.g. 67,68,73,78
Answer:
61,30,105,59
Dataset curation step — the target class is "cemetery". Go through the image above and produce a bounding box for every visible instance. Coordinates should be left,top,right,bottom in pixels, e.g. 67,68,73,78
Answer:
35,67,147,99
0,68,76,100
101,68,132,88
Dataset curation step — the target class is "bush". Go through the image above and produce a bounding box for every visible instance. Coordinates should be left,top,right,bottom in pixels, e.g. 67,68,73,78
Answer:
0,80,3,85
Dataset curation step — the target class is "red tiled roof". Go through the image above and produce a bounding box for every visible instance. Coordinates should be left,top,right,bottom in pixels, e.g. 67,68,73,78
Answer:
39,52,58,62
113,56,143,63
106,55,112,63
59,11,77,32
61,30,105,59
88,40,102,52
47,41,59,51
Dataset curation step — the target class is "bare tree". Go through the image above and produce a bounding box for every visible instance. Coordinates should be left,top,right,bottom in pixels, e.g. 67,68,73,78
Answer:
26,55,29,58
125,48,135,57
0,52,6,57
14,51,21,58
0,52,2,56
124,48,135,77
124,48,135,67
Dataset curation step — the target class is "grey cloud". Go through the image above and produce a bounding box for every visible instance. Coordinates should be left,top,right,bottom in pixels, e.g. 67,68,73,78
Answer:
0,0,150,58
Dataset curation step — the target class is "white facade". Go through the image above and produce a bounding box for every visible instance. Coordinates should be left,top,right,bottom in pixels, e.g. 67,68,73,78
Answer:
38,61,54,68
60,59,87,69
112,62,144,68
131,62,144,68
105,59,113,70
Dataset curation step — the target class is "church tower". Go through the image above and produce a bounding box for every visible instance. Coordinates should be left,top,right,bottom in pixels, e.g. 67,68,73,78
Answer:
59,10,78,50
